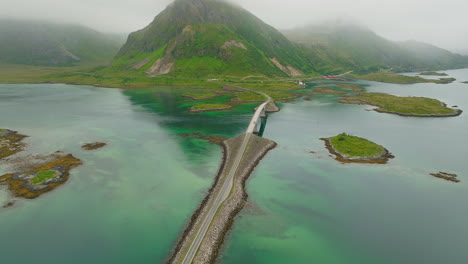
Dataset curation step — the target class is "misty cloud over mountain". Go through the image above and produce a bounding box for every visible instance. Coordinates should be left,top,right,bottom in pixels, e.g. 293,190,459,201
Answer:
1,0,466,52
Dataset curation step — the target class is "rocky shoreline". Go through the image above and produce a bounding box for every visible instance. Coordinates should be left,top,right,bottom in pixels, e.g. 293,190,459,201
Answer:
0,129,27,159
0,153,82,200
321,137,394,164
0,128,108,207
168,134,277,264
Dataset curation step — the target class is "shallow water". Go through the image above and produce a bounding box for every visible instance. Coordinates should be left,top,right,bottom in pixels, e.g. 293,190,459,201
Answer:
1,69,468,264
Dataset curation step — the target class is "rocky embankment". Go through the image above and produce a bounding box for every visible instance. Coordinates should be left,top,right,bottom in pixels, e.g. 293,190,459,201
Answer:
168,134,276,264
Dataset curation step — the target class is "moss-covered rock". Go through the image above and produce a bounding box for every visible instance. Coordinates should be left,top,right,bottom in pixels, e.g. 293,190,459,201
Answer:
0,153,82,199
82,142,107,151
0,129,27,159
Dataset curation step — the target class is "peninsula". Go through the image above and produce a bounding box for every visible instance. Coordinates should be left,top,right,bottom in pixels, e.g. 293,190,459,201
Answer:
350,73,456,84
419,72,448,76
341,92,462,117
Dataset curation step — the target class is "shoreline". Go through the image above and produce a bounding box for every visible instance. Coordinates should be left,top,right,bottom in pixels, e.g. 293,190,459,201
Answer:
321,138,394,164
0,81,224,91
189,106,233,113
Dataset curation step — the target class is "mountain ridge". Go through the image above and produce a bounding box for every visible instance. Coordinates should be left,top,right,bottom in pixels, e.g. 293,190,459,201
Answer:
283,22,468,74
112,0,315,77
0,19,125,66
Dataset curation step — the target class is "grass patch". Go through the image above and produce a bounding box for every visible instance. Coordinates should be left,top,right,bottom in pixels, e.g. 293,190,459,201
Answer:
191,103,231,112
419,71,448,76
226,81,298,90
0,129,6,135
236,91,295,101
236,92,265,101
330,133,386,158
30,170,56,184
182,91,220,100
351,73,455,84
347,93,457,115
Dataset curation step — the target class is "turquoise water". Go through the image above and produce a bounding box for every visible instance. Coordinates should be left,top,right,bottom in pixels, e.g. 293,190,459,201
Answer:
1,69,468,263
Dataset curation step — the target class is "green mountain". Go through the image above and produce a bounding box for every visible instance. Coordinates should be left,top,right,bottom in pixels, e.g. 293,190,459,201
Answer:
0,20,125,66
283,22,468,74
112,0,314,77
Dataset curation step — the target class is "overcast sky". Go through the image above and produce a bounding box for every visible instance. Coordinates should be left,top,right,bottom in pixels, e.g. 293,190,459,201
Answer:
1,0,467,53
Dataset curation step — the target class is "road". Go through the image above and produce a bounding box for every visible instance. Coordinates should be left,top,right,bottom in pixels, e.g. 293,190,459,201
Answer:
180,95,271,264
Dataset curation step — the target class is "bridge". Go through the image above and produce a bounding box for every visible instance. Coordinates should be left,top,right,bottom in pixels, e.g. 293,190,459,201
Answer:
173,91,275,264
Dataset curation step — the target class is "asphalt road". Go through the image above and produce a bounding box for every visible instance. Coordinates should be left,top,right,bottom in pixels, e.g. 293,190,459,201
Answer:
180,98,270,264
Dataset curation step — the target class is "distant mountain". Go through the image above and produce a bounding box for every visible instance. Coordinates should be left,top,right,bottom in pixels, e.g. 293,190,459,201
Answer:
112,0,314,77
0,20,126,66
283,22,468,74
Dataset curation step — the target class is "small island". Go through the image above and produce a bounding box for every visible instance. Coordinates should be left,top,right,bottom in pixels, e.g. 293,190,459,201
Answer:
419,72,448,76
1,128,88,206
321,133,394,164
190,103,232,113
0,153,83,200
82,142,107,151
430,172,460,183
342,92,462,117
462,81,468,84
0,129,27,159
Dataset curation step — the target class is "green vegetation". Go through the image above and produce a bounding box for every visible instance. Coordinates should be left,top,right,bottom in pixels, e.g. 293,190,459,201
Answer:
182,91,220,100
225,81,298,90
0,129,6,135
236,91,295,101
462,81,468,84
419,72,448,76
0,20,125,66
114,0,315,77
329,133,386,158
351,73,455,84
190,103,232,112
236,92,265,101
346,93,458,115
30,170,56,184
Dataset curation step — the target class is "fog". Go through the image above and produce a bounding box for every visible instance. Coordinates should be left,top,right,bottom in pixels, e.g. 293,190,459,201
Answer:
1,0,467,53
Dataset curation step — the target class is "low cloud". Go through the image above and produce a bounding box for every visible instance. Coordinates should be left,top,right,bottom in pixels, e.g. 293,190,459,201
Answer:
1,0,467,52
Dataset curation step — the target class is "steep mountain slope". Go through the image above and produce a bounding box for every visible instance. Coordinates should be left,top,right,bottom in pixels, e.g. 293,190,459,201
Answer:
0,20,125,66
284,22,468,74
112,0,314,77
